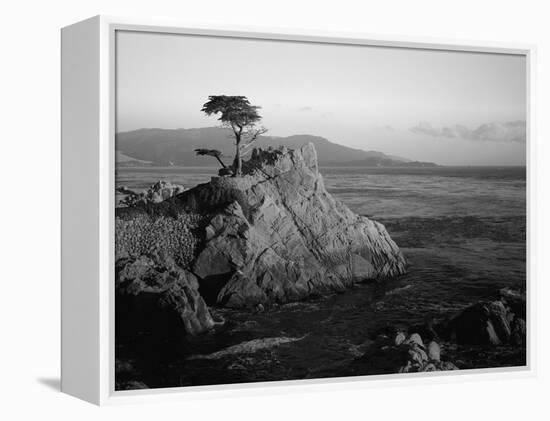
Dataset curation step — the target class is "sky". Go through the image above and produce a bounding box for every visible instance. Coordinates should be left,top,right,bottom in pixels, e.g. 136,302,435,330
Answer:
116,31,527,165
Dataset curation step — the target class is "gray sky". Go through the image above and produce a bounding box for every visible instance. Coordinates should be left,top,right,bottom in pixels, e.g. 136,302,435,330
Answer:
116,31,526,165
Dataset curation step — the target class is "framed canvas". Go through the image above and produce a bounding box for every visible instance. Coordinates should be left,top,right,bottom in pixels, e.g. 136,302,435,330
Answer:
61,15,535,405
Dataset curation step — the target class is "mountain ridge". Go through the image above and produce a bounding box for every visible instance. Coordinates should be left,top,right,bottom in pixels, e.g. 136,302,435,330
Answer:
115,127,437,167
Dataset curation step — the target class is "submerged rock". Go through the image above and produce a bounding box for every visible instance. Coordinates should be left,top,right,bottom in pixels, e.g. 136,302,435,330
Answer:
187,335,307,360
115,255,219,335
173,143,406,308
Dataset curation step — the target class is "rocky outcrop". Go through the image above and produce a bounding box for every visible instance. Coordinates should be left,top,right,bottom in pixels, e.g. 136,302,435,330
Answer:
114,143,406,334
115,255,219,335
442,290,526,346
118,180,186,207
355,331,458,374
174,144,406,308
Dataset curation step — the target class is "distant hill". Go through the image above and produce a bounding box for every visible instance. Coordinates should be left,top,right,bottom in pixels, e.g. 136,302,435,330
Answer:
115,151,153,167
115,127,436,167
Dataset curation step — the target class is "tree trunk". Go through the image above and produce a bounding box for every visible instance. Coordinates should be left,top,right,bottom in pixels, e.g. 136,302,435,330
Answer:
215,156,227,169
233,134,242,177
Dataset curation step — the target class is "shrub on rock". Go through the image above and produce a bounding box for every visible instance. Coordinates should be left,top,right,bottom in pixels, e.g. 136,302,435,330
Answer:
115,213,201,268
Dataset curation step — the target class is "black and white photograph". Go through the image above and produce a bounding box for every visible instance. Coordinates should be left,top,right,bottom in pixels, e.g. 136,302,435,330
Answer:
113,30,527,390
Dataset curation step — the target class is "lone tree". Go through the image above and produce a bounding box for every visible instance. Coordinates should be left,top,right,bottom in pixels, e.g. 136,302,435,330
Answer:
201,95,267,177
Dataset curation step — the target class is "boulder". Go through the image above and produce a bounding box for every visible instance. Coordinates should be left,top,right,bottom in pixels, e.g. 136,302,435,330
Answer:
511,317,526,346
356,332,458,374
427,341,441,361
115,255,219,335
406,333,424,347
408,343,428,365
394,332,406,346
176,143,406,308
445,299,520,346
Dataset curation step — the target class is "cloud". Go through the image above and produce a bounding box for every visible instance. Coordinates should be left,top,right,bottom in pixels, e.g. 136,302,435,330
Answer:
410,120,526,143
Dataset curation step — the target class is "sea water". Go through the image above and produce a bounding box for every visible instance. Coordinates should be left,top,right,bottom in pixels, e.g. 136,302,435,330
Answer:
115,166,526,387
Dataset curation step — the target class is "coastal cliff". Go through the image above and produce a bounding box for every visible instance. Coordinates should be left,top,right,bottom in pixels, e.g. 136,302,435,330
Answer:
115,143,407,333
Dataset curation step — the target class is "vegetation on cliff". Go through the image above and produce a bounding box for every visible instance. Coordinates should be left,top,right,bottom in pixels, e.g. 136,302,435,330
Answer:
115,213,201,268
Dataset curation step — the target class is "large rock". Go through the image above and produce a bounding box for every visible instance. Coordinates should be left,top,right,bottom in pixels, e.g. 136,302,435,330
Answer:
176,143,406,308
445,298,525,346
115,255,218,335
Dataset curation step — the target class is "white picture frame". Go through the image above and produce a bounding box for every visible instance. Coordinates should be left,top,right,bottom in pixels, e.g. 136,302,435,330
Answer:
61,15,536,405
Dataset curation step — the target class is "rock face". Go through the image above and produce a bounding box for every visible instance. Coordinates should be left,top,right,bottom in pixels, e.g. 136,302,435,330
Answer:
115,255,218,335
177,144,406,308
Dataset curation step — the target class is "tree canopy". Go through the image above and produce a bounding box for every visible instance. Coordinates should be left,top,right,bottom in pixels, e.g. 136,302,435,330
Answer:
201,95,267,177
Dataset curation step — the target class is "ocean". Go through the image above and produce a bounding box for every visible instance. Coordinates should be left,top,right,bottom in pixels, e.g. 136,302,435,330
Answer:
115,166,526,387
